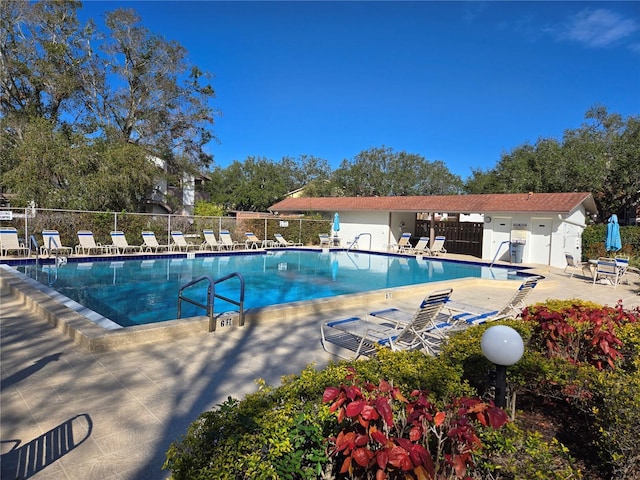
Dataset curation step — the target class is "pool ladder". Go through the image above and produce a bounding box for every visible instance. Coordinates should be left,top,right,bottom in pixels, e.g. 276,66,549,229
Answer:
177,272,245,332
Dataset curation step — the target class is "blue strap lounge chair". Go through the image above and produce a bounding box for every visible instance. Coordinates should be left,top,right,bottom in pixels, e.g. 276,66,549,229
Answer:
41,229,73,256
320,288,453,359
444,275,543,325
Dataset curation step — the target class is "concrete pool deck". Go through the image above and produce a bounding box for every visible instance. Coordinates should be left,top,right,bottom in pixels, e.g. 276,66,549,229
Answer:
1,257,639,479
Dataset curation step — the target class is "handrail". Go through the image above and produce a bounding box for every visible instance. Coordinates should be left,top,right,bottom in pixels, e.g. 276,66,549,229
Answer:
177,272,245,332
490,240,511,268
347,232,372,251
29,235,39,263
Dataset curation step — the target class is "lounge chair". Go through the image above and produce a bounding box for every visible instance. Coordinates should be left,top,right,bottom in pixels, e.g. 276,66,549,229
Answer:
319,234,331,248
444,275,543,325
563,252,587,278
109,231,142,254
170,231,199,252
142,231,171,253
428,236,447,256
75,230,109,255
41,229,73,256
273,233,302,247
200,230,222,251
0,227,30,257
388,232,412,253
219,230,240,250
245,232,265,249
320,288,454,359
592,257,619,286
407,237,430,255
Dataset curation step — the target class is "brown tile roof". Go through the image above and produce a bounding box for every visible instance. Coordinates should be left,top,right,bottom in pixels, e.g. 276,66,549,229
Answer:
269,192,597,215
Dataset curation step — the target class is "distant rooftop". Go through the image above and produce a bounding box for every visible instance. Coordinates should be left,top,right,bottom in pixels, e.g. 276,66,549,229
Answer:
270,192,597,215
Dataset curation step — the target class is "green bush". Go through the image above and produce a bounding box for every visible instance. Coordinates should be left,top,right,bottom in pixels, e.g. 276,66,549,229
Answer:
582,224,640,266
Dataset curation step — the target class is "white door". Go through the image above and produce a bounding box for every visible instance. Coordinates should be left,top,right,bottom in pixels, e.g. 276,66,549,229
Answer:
492,217,512,261
530,218,553,265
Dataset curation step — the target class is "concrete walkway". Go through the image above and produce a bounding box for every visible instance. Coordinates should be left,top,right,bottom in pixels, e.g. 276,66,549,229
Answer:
1,264,639,479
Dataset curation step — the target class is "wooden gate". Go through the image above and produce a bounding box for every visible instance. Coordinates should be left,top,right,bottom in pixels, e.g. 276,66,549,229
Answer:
416,220,483,257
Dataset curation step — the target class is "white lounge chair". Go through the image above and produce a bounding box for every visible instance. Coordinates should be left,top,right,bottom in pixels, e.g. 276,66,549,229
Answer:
407,237,430,255
273,233,302,247
0,227,30,257
444,275,543,325
321,288,454,359
428,236,447,256
219,230,240,250
170,231,198,252
388,232,412,253
75,230,109,255
245,232,265,249
319,234,331,248
41,229,73,256
200,230,222,251
109,231,142,254
142,231,171,253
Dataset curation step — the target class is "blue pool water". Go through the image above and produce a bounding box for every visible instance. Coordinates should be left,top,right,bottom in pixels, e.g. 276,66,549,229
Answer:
17,251,526,327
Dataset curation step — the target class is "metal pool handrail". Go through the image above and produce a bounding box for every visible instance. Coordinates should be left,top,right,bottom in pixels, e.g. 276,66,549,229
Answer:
347,232,372,251
177,272,245,332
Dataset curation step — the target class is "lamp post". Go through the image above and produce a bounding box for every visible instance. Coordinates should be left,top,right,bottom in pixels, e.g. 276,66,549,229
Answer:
481,325,524,408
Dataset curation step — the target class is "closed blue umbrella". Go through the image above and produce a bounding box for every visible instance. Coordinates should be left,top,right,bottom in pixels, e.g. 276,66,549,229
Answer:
605,214,622,253
333,213,340,236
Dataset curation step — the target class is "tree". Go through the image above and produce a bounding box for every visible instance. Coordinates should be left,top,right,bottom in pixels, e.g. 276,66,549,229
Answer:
0,2,218,210
332,146,464,196
464,106,640,221
87,8,217,171
0,0,93,128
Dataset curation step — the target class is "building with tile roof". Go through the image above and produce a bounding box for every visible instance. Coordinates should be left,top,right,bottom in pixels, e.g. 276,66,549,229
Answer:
269,192,597,268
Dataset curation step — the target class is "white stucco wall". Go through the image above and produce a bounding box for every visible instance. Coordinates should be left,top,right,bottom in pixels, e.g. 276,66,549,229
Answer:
334,211,393,251
481,208,588,268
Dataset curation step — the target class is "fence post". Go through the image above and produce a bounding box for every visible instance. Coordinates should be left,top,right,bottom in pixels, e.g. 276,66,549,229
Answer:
264,218,268,242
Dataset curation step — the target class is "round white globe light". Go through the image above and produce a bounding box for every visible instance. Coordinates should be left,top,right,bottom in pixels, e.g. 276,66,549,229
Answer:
481,325,524,366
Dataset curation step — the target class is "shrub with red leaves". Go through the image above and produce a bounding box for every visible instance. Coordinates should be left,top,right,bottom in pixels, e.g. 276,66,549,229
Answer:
522,300,638,371
323,370,508,479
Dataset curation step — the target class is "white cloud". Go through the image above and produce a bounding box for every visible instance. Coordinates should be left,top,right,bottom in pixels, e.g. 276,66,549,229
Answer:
560,8,638,48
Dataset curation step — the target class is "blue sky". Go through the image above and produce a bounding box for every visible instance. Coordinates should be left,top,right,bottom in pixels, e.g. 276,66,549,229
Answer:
79,1,640,179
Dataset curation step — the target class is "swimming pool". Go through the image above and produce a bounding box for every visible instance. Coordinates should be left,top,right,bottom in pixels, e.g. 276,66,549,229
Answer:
14,250,527,328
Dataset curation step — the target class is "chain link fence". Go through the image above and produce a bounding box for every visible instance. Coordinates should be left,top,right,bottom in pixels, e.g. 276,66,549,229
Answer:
0,207,331,253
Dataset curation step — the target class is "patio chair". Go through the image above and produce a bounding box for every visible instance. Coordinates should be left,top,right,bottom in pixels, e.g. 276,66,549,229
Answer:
321,288,454,359
141,231,171,253
443,275,543,325
219,230,240,250
170,231,199,252
41,229,73,256
319,234,331,248
407,237,430,255
591,257,619,287
0,227,30,257
200,230,222,251
427,236,447,256
109,231,142,254
75,230,109,255
245,232,265,249
273,233,302,247
615,256,630,285
563,252,588,278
